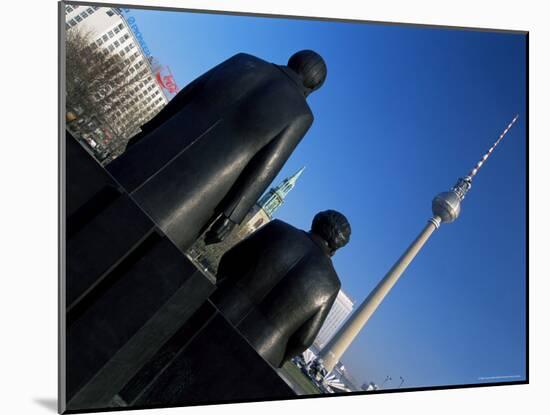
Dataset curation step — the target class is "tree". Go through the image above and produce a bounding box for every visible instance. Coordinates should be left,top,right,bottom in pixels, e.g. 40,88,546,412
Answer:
65,28,158,162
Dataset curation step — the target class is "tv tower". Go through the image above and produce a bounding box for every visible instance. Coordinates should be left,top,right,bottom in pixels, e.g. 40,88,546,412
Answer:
318,115,519,372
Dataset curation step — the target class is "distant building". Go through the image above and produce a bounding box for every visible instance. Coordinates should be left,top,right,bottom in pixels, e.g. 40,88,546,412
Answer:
64,5,171,160
327,361,360,392
300,353,360,393
235,166,306,237
313,290,354,350
361,382,379,391
188,167,306,276
258,166,305,218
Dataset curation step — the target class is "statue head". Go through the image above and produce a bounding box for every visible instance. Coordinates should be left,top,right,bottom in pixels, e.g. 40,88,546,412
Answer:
288,50,327,96
311,210,351,256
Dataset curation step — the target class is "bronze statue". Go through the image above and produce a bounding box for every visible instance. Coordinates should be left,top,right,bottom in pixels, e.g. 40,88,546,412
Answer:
210,210,351,368
106,50,327,252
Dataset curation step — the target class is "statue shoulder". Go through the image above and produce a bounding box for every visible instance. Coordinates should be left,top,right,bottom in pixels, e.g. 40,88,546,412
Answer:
227,52,270,67
245,219,295,242
269,219,309,237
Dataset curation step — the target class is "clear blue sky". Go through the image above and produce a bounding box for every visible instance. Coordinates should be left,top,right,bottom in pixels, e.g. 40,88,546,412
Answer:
124,7,526,390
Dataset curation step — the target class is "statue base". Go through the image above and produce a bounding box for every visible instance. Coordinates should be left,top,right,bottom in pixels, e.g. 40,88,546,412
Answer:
64,133,295,412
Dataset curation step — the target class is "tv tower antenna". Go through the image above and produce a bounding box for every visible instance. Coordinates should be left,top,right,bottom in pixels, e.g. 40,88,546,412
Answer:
468,114,519,180
318,115,519,373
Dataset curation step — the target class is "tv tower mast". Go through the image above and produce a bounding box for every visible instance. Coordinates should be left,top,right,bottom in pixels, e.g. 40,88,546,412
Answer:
318,115,519,372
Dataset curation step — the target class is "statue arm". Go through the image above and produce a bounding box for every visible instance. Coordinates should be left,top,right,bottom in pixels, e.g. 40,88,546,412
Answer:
282,288,339,364
221,115,313,225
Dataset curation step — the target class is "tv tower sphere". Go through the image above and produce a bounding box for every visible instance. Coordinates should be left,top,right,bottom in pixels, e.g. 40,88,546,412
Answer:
431,176,471,223
432,191,461,223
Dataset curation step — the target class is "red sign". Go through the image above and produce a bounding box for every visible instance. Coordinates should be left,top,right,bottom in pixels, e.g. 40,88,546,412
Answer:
156,66,178,94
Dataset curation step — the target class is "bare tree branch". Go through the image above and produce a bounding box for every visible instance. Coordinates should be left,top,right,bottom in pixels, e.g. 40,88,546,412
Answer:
65,27,161,163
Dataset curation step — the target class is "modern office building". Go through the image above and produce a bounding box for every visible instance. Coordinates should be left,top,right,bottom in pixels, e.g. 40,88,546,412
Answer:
313,290,354,350
64,4,171,161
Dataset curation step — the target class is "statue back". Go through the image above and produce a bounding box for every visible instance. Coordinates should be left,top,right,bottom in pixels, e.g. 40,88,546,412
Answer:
212,219,341,367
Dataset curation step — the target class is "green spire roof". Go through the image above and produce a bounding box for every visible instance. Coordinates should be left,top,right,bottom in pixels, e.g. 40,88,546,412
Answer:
258,166,306,218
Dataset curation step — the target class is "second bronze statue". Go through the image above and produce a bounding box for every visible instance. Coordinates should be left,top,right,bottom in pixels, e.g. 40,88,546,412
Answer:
107,50,327,253
210,210,352,368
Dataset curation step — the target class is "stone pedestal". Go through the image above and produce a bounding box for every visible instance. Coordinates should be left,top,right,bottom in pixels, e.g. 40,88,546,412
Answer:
117,301,295,409
63,133,295,413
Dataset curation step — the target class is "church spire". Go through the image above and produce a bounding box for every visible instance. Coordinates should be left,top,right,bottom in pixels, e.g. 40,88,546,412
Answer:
258,167,306,218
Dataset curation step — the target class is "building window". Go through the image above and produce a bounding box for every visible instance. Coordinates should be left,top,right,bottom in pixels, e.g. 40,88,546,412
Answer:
106,10,114,17
125,46,131,52
69,19,77,27
86,7,93,14
114,40,120,48
65,23,70,30
114,27,120,34
118,23,124,30
66,5,73,13
102,34,108,41
108,30,114,38
97,39,103,46
253,218,264,229
81,11,88,18
120,36,126,44
74,15,82,22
